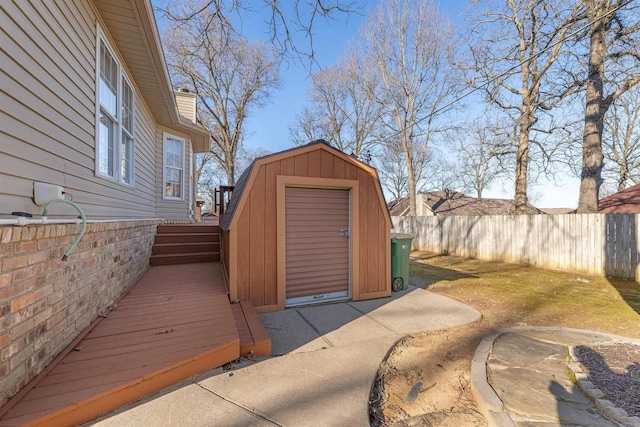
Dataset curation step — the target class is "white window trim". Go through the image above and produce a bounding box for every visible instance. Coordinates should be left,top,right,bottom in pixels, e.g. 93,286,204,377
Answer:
163,133,185,200
94,26,135,187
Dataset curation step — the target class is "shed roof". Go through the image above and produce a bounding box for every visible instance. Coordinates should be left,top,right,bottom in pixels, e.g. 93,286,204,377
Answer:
389,190,543,216
598,183,640,213
220,140,391,230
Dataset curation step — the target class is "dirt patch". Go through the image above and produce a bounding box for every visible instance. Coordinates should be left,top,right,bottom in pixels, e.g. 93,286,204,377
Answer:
370,252,640,426
371,327,488,426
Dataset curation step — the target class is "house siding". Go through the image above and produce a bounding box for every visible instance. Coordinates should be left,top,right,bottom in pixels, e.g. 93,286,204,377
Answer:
0,0,163,219
0,220,160,407
0,0,205,409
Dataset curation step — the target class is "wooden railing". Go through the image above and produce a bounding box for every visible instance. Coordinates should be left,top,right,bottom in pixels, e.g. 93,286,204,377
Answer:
215,185,234,216
393,213,640,281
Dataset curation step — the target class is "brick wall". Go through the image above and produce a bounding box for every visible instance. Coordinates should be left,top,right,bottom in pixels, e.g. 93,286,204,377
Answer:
0,220,161,406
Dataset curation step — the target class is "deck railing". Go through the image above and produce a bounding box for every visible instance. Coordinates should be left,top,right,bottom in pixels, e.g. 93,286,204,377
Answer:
215,185,234,215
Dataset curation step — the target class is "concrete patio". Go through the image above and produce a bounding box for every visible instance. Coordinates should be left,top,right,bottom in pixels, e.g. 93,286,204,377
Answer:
87,286,482,426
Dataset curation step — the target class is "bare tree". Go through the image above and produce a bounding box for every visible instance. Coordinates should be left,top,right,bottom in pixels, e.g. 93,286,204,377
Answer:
195,151,223,211
424,156,460,194
469,0,582,213
453,119,509,198
576,0,640,212
289,52,382,156
360,0,462,216
163,10,280,185
196,145,270,211
602,87,640,191
289,107,326,146
374,140,408,202
290,66,348,149
156,0,357,64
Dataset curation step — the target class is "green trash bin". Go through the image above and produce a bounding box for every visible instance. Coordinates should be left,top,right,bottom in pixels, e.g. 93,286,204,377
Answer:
391,233,413,291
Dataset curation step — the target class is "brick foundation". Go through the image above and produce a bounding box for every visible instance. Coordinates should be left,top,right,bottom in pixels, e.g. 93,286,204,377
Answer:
0,220,161,406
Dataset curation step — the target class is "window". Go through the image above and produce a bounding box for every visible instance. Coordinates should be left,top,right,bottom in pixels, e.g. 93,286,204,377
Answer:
163,134,184,199
96,33,135,185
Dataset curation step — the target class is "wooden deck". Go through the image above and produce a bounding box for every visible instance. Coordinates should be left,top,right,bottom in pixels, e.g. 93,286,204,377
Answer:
0,262,265,427
230,301,271,357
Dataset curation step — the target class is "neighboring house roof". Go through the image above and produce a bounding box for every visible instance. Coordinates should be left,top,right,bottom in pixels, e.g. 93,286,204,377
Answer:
540,208,574,215
93,0,210,152
220,140,392,230
598,183,640,213
389,190,543,216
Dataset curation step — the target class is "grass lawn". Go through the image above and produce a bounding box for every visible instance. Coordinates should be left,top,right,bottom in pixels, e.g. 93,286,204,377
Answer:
372,252,640,426
409,251,640,338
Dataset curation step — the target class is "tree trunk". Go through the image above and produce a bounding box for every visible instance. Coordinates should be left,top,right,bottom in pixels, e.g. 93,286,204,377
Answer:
514,105,532,214
405,148,417,216
618,167,628,192
577,7,606,213
225,163,234,186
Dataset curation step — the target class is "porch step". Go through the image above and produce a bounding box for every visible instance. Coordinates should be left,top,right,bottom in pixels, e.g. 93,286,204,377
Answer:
152,242,217,255
230,301,271,357
154,233,219,244
150,252,220,266
157,224,219,234
151,224,220,266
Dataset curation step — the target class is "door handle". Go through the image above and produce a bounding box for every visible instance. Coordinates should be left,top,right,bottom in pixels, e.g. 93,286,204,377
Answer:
339,229,349,237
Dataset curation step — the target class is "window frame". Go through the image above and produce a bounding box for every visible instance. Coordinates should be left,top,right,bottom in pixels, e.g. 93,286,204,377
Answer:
163,133,185,201
95,27,136,187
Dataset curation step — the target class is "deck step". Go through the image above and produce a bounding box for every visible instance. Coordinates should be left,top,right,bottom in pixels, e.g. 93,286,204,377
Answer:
230,301,271,357
154,233,218,244
151,224,221,266
152,242,219,255
157,224,219,234
150,252,220,266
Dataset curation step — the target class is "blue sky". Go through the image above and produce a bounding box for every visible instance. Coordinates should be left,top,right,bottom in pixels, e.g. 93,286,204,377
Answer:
234,1,579,208
155,1,580,208
239,1,473,153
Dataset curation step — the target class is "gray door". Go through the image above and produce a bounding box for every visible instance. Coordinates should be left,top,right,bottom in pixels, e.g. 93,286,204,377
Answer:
284,187,350,306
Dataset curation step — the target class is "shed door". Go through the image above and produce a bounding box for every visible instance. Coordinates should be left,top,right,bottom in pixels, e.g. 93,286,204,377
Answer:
285,187,350,306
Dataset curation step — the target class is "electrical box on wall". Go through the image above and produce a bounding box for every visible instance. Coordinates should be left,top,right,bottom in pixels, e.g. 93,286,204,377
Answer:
33,182,65,206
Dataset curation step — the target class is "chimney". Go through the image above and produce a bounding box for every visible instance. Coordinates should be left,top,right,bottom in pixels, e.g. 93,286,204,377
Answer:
174,88,196,124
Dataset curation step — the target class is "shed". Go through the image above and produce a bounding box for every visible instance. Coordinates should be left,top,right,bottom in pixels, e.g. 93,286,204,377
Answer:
220,141,392,312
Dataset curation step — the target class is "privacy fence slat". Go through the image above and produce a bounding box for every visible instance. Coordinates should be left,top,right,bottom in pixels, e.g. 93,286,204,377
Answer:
393,213,640,282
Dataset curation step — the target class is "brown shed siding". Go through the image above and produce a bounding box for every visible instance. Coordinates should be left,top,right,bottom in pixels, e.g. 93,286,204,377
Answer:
221,228,231,286
221,143,391,312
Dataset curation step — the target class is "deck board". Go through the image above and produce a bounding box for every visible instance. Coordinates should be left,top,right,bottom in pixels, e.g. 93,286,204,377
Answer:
0,263,241,427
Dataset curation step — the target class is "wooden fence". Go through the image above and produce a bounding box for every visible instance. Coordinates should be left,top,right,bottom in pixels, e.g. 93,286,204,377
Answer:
392,213,640,281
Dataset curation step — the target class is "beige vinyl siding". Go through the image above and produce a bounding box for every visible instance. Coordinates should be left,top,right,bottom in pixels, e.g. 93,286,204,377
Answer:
0,0,164,219
92,0,175,127
175,92,196,123
155,129,193,220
